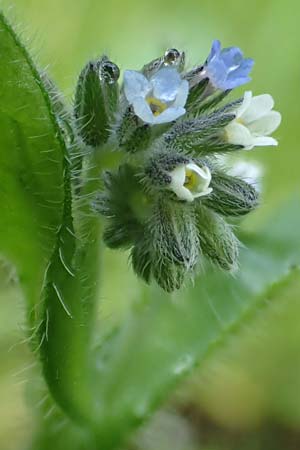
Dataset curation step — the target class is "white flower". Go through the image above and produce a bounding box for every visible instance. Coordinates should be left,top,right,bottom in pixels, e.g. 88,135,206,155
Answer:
123,67,189,125
168,163,213,202
225,91,281,150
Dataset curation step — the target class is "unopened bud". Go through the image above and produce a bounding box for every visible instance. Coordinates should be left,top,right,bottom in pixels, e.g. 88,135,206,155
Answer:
196,206,239,271
203,172,259,216
74,56,120,147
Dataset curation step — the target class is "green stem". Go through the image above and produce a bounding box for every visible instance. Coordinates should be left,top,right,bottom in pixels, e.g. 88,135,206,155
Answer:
39,146,122,426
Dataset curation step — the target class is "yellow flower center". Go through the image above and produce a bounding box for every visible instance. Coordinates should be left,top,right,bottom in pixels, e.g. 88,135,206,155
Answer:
146,97,167,116
184,169,198,190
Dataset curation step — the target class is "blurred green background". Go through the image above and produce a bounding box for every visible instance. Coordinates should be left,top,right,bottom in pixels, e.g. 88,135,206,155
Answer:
0,0,299,449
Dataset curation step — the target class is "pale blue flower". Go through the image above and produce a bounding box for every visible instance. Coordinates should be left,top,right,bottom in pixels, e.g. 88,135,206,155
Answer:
204,40,254,90
123,68,189,124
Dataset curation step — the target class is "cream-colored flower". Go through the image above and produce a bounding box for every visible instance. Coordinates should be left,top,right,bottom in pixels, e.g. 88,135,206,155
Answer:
168,163,212,202
225,91,281,150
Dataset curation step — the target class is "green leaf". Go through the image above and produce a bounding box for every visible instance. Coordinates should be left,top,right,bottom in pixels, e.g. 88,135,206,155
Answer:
0,10,95,436
91,195,300,448
0,13,65,318
186,267,300,434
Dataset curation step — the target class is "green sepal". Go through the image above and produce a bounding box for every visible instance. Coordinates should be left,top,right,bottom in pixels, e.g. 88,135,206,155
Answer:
131,239,152,284
196,205,239,271
120,123,151,153
185,78,209,111
203,172,259,216
115,108,170,153
144,152,189,188
151,199,199,267
94,165,144,249
74,56,120,147
152,259,185,293
145,199,200,291
195,88,231,114
115,106,139,147
163,111,240,155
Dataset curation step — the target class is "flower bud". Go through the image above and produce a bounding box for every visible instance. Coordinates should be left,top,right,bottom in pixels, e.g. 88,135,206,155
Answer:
196,206,239,271
148,199,200,291
152,260,185,293
203,171,259,216
131,240,152,284
74,56,120,147
119,122,151,153
163,111,239,155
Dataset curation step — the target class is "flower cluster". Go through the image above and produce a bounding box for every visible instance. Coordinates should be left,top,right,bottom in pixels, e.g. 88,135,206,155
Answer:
75,42,281,292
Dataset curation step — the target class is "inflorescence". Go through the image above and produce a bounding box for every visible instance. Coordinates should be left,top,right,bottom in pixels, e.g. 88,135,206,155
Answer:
74,40,281,292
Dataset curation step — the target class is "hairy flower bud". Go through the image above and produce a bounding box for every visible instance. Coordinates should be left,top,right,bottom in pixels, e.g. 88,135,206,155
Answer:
142,199,200,291
203,171,259,216
163,111,238,155
196,206,239,271
74,56,120,147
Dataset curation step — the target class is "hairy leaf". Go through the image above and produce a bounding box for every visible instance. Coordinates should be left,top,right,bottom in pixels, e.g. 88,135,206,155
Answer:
0,13,65,319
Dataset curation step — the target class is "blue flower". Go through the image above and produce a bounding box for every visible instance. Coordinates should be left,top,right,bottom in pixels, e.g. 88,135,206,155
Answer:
204,40,254,90
123,68,189,124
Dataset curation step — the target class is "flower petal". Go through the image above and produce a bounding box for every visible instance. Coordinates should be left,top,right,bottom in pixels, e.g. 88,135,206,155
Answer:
221,47,244,71
169,165,194,201
247,111,281,136
173,80,189,108
132,97,155,124
241,94,275,123
151,67,182,102
252,136,278,147
170,165,186,186
124,70,151,103
226,121,253,147
227,57,254,78
207,40,221,63
174,187,194,202
223,76,251,90
186,163,211,190
152,106,186,124
205,58,228,89
236,91,253,118
193,187,213,198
